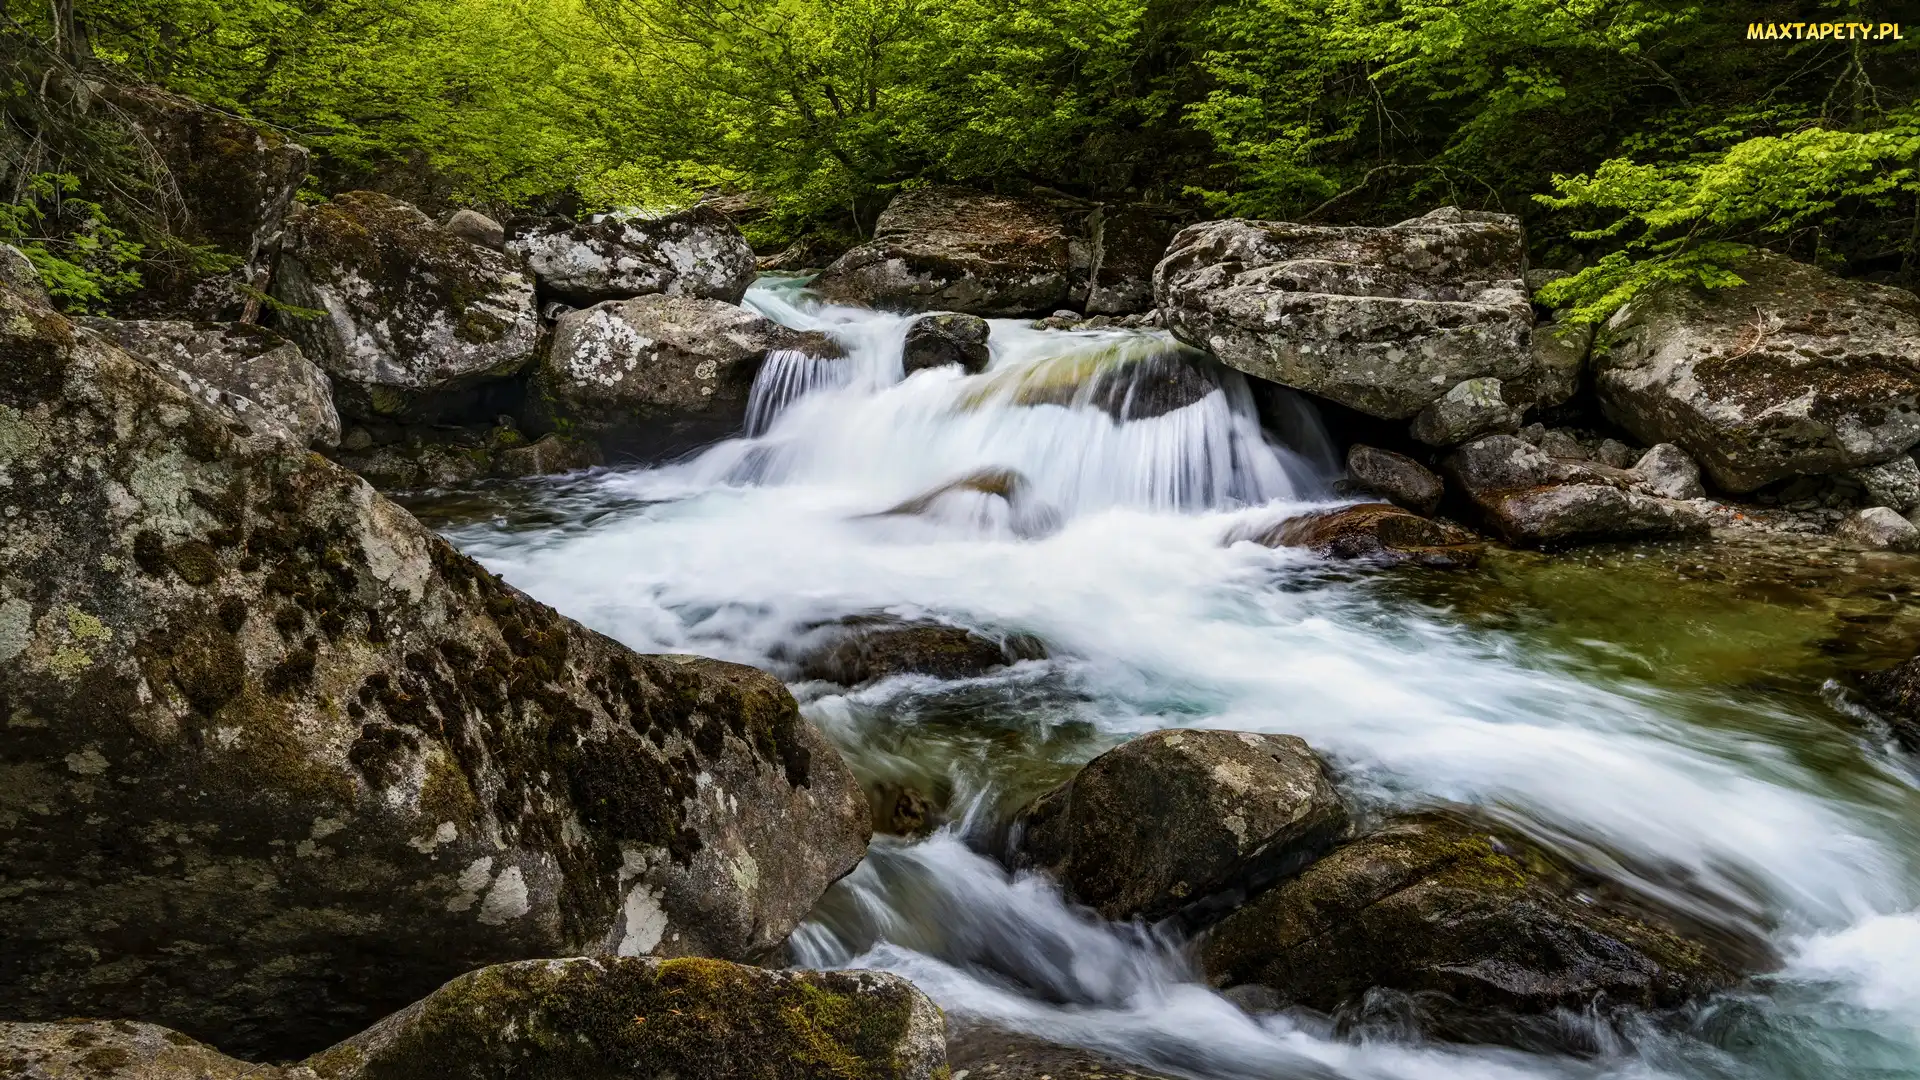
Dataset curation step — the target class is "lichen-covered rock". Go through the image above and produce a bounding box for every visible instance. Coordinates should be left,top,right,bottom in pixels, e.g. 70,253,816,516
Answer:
1410,377,1523,447
505,206,757,308
0,1019,290,1080
307,956,947,1080
947,1028,1174,1080
1513,319,1591,408
1,243,49,306
534,295,843,456
0,273,869,1056
1851,454,1920,513
1345,445,1443,516
790,616,1047,686
959,336,1225,422
902,312,991,375
105,84,310,321
1597,252,1920,493
1013,729,1348,924
77,318,341,448
1833,507,1920,551
1443,435,1710,548
1154,210,1535,419
1199,813,1748,1027
815,187,1078,316
1631,443,1706,500
274,191,541,423
1230,503,1482,569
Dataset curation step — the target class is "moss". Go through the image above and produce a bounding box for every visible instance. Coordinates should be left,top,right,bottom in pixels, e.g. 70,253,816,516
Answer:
154,612,247,714
217,596,250,633
77,1046,134,1072
132,530,168,576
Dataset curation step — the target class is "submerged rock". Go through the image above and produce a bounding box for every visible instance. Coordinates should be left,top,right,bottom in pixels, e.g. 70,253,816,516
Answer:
1410,377,1522,447
1597,252,1920,493
1444,435,1710,548
0,272,868,1055
1345,445,1443,516
77,318,341,448
1231,503,1482,569
506,206,757,308
1200,813,1748,1027
947,1027,1176,1080
274,191,541,423
902,312,992,375
1154,209,1534,419
1013,729,1349,924
792,615,1047,685
1833,506,1920,551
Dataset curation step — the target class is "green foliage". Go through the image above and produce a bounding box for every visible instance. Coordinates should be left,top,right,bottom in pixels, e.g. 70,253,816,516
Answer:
0,172,143,310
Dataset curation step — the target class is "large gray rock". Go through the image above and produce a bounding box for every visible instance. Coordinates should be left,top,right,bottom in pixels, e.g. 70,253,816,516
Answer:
77,318,341,448
1632,443,1706,500
1345,445,1443,516
443,209,506,251
791,615,1047,686
1410,377,1521,447
274,191,541,423
506,206,757,308
533,295,843,454
1,957,946,1079
1012,729,1349,924
1154,209,1535,419
1444,435,1710,548
0,274,869,1056
1851,454,1920,513
1513,319,1591,408
1833,507,1920,551
902,312,991,375
1597,252,1920,493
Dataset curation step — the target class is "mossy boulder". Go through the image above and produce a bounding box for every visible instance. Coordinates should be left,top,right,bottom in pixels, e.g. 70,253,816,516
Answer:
1199,813,1752,1034
789,615,1047,686
0,272,869,1057
0,1019,281,1080
506,206,758,308
1011,729,1348,924
273,191,541,424
1230,503,1482,569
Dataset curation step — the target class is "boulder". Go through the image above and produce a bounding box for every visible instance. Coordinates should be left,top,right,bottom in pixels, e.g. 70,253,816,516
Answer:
0,272,869,1056
77,318,341,448
791,616,1047,685
1443,435,1711,548
1083,206,1178,315
1230,503,1482,569
1410,377,1522,447
1012,729,1349,924
902,312,992,375
1863,656,1920,751
1345,445,1443,516
1154,209,1534,419
869,469,1061,539
443,209,506,251
104,84,310,321
1833,507,1920,552
1,957,946,1080
1631,443,1706,500
1,243,49,306
1597,252,1920,493
947,1028,1174,1080
505,206,757,308
1200,813,1746,1025
1850,454,1920,513
533,294,844,456
1512,319,1591,408
961,338,1224,422
274,192,541,423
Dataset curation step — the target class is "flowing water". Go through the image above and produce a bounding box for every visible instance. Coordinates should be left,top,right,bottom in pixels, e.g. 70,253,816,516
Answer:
412,277,1920,1079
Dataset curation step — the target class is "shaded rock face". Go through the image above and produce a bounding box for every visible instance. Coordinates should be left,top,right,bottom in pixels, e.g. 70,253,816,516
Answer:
947,1027,1175,1080
534,294,843,457
2,957,947,1080
1084,206,1177,316
1200,814,1748,1029
1598,252,1920,493
1154,209,1534,419
1410,377,1521,447
506,206,757,308
274,192,541,423
902,312,992,375
1851,453,1920,512
330,431,602,491
1444,435,1711,548
0,274,868,1056
1231,503,1482,569
77,318,341,448
1013,729,1349,924
1514,319,1591,408
105,84,310,321
791,616,1047,686
1346,445,1443,516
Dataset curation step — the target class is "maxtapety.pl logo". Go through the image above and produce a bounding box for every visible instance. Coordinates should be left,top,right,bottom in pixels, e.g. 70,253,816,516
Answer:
1748,21,1902,40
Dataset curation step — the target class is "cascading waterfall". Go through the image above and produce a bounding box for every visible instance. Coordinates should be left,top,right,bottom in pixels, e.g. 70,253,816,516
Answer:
435,277,1920,1080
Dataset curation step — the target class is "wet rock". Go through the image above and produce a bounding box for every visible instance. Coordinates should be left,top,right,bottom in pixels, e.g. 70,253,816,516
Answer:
1444,435,1710,548
963,339,1224,422
274,191,541,423
1833,507,1920,551
1200,813,1747,1026
534,294,842,454
77,318,341,448
443,208,506,251
1345,445,1443,516
1631,443,1707,500
1230,503,1483,570
903,312,991,375
0,272,868,1056
814,186,1080,316
947,1027,1175,1080
330,431,602,490
870,468,1060,538
793,616,1047,685
869,781,942,837
1850,454,1920,513
505,205,757,308
1597,251,1920,493
1013,729,1349,924
105,84,310,320
310,956,947,1080
1862,656,1920,751
1154,209,1534,419
1410,377,1522,447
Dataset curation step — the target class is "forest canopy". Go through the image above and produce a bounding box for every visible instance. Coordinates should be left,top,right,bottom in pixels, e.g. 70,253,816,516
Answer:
2,0,1917,315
